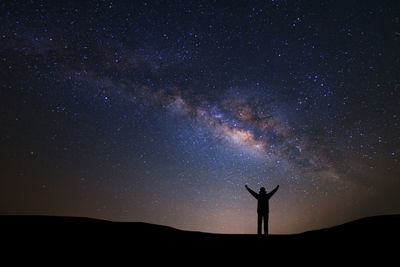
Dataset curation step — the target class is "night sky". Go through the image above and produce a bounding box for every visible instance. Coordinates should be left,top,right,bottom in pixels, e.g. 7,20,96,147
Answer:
1,0,399,234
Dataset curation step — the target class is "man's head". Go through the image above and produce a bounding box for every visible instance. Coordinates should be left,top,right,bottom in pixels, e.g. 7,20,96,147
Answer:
259,187,266,194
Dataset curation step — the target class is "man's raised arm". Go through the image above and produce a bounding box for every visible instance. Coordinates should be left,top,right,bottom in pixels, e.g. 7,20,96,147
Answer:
245,185,259,199
267,185,280,199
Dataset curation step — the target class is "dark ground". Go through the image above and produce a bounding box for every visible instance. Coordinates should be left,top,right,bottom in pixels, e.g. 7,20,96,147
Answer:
1,214,399,263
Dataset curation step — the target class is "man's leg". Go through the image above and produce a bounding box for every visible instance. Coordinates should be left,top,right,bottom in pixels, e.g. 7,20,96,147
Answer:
264,213,269,236
257,214,262,235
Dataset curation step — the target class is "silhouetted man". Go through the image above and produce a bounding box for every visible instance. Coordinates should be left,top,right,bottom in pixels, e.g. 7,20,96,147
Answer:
245,184,279,235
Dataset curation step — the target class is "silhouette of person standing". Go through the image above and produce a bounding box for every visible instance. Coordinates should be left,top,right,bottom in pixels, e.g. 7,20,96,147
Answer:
245,184,279,235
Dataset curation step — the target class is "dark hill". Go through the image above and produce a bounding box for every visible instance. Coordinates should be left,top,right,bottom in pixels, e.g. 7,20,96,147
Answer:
300,214,400,239
2,214,399,238
1,214,399,259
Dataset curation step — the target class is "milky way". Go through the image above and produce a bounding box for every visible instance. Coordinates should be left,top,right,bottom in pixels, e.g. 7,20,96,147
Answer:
1,0,399,234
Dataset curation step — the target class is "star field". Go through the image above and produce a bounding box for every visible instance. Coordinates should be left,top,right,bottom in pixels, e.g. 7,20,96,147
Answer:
1,0,399,234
